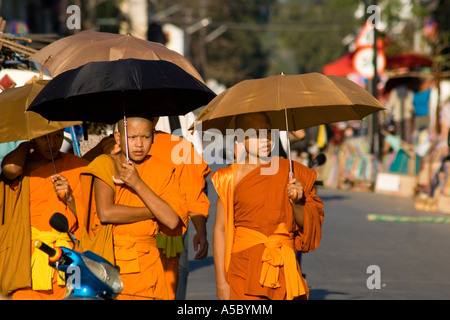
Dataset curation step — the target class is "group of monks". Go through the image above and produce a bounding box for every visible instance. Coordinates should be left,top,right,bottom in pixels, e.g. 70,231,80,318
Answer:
0,111,324,300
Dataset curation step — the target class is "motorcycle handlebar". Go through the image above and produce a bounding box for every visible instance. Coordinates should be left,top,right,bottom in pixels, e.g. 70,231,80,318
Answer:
33,240,59,261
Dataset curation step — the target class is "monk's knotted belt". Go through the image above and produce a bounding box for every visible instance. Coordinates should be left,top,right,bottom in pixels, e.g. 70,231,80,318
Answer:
113,234,158,274
31,227,72,291
231,223,306,300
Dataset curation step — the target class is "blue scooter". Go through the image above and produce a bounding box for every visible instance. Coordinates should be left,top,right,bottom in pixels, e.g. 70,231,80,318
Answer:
34,213,122,300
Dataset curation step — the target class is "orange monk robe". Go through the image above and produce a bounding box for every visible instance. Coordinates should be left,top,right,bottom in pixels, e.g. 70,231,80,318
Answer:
11,153,88,300
212,157,324,300
149,131,211,299
81,154,188,300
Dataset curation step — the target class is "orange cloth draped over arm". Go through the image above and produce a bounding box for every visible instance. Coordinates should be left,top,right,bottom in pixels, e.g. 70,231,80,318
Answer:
291,160,325,253
151,132,210,220
0,170,32,296
211,164,238,278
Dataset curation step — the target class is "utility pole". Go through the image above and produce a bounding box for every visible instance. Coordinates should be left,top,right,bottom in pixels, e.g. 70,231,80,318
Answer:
364,0,380,159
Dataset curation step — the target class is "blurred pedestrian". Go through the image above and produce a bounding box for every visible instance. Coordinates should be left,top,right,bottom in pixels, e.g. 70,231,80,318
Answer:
387,85,414,143
413,79,433,132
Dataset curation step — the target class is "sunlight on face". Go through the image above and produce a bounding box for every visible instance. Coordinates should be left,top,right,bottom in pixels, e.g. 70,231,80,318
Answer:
115,117,154,163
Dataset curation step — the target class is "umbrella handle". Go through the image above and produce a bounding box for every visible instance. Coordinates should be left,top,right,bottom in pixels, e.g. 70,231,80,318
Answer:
46,134,57,175
284,108,293,178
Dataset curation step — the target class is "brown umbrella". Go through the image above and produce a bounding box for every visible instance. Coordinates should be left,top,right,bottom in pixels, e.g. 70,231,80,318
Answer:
29,30,209,163
0,80,80,144
192,72,386,175
29,30,205,83
194,73,385,132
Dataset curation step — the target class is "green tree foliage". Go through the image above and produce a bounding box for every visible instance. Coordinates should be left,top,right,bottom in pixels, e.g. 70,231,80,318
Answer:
270,0,359,74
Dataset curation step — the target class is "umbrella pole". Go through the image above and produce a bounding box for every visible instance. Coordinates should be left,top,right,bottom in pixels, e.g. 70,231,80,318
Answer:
123,114,130,163
46,134,58,175
284,108,293,179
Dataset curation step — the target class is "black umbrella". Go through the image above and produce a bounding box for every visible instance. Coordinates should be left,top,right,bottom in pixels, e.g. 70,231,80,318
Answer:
27,58,216,161
28,59,216,123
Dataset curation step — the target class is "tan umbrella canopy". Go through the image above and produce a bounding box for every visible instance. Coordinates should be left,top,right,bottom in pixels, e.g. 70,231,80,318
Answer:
0,80,80,144
193,73,386,133
192,72,386,176
29,30,205,83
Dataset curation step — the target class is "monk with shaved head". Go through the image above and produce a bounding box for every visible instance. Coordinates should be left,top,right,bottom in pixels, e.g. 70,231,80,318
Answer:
80,116,188,300
212,112,324,300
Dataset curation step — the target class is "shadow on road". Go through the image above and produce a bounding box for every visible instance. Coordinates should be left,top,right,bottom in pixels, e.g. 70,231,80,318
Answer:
189,256,215,272
308,288,349,300
319,194,350,201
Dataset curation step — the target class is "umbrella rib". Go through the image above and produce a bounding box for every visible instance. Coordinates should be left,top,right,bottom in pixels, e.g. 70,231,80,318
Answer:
325,76,365,119
328,77,375,120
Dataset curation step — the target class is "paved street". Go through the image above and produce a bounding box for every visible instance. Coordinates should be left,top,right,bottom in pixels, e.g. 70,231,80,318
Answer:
185,171,450,300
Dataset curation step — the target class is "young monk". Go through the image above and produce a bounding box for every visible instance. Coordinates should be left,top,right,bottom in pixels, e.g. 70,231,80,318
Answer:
150,118,211,300
84,117,211,300
212,112,324,300
0,130,88,299
80,116,188,300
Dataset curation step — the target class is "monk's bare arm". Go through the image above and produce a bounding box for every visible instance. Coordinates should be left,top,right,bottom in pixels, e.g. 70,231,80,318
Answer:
190,213,208,260
1,142,30,180
132,180,181,229
213,198,230,300
292,203,305,228
94,177,155,224
287,178,305,227
119,162,180,230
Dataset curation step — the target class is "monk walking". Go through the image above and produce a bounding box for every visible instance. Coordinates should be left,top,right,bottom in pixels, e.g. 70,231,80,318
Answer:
0,130,88,299
149,119,211,300
80,116,188,300
212,112,324,300
84,117,211,300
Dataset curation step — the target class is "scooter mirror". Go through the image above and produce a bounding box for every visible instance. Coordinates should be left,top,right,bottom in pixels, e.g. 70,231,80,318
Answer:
50,212,69,233
310,153,327,169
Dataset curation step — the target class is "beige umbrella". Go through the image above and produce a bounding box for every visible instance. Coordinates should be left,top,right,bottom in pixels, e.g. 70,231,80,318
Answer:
192,72,386,175
29,30,205,83
0,80,80,144
194,73,386,132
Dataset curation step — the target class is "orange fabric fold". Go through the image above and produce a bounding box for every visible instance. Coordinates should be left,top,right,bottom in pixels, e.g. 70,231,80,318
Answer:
113,234,158,274
232,224,306,300
150,132,210,220
149,132,211,299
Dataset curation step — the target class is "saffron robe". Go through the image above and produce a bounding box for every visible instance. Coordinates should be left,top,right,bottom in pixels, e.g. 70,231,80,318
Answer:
80,154,188,300
150,132,211,299
3,153,87,300
211,157,324,300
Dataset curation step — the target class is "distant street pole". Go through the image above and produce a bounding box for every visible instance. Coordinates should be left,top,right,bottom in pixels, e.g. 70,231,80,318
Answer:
364,0,380,158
